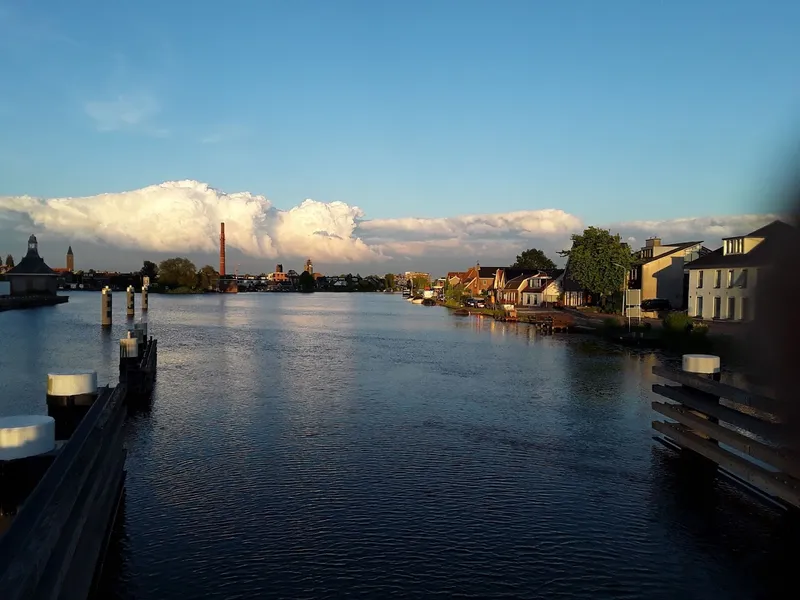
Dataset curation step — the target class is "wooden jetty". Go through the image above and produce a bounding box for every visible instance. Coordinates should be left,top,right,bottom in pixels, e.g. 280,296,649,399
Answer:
494,311,574,334
0,323,158,600
652,354,800,510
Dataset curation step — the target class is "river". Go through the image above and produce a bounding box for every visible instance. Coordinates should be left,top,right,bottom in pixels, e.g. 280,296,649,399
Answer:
0,292,794,599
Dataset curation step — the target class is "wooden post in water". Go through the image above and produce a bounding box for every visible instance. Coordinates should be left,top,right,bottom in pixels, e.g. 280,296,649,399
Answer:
0,415,56,516
141,285,149,312
46,371,99,440
119,336,139,386
101,286,112,327
126,285,135,319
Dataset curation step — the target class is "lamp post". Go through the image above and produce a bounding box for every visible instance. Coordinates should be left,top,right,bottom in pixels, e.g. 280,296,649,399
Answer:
613,262,630,331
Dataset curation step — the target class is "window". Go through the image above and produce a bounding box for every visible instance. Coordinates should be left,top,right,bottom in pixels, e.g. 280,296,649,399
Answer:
727,269,734,288
727,296,736,320
696,296,704,318
713,296,721,319
697,271,704,288
741,269,748,288
742,297,750,320
714,270,721,288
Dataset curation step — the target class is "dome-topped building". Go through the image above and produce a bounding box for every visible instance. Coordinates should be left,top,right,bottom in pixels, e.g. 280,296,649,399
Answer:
5,234,58,296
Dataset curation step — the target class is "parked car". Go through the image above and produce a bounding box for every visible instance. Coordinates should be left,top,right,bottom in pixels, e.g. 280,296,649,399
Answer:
640,298,672,312
464,298,485,308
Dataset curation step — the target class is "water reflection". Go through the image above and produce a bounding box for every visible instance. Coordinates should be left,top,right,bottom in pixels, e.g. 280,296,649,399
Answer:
0,294,788,600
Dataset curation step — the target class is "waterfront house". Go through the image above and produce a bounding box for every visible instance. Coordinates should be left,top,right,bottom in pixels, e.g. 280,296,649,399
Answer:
628,238,710,309
520,270,565,307
686,220,793,321
5,235,58,296
462,263,500,297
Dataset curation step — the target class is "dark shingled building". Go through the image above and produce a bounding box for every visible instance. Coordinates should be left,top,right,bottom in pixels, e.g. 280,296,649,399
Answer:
5,235,58,296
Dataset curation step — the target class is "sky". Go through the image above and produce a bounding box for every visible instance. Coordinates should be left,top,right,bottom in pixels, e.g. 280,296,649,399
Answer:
1,0,799,275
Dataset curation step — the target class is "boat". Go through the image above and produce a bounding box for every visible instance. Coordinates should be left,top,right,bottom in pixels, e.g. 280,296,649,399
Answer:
422,298,436,306
453,308,470,316
411,298,424,304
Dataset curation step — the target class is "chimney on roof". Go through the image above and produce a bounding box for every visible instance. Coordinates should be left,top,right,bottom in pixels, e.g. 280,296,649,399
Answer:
645,237,661,248
219,222,226,276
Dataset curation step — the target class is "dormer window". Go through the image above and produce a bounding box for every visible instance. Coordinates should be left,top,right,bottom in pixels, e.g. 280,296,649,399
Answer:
725,237,744,255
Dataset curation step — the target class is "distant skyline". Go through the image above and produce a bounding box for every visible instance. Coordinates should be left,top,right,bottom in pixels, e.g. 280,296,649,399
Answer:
1,0,798,271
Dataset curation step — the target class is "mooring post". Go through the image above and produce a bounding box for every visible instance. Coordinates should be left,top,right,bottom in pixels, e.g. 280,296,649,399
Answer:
133,322,147,355
101,286,112,327
0,415,56,516
46,371,99,440
682,354,721,445
141,284,149,312
126,285,135,319
119,336,139,386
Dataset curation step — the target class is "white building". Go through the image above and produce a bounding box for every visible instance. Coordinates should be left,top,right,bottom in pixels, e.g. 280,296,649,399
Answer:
686,220,792,321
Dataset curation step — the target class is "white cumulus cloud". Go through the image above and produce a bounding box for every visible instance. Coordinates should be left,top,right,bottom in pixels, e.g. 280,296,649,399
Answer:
0,180,783,270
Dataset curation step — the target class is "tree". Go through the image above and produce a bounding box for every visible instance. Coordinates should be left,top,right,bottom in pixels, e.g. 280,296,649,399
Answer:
5,254,14,268
512,248,556,271
141,260,159,281
197,265,219,290
158,257,197,288
559,226,633,301
298,270,315,293
411,274,429,291
384,273,396,290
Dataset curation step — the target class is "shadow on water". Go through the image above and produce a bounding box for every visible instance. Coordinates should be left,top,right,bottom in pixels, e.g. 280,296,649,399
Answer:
649,444,800,600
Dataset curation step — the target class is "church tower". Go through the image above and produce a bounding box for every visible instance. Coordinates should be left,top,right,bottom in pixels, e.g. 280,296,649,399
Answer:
66,246,74,271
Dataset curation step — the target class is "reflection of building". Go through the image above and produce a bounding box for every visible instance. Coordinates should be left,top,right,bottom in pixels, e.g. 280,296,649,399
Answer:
628,237,709,309
687,220,792,321
66,245,74,271
5,235,58,296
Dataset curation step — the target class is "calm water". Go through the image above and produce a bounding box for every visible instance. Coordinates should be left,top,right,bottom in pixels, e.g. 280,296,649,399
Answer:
0,292,795,599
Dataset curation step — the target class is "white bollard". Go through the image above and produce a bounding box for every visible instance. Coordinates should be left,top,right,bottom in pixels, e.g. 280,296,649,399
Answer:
141,285,149,312
120,337,139,359
101,287,112,327
0,415,56,461
682,354,721,381
126,285,135,318
46,371,99,440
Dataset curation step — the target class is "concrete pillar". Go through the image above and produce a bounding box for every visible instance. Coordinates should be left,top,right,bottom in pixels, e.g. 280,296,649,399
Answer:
119,336,139,384
46,371,99,440
0,415,56,515
101,287,112,327
126,285,135,318
141,285,149,312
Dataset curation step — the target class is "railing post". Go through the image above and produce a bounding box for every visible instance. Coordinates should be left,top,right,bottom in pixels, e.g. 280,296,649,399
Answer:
682,354,721,446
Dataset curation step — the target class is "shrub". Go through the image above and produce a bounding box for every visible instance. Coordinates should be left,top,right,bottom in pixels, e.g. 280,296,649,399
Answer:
602,316,622,329
692,322,709,336
662,311,693,333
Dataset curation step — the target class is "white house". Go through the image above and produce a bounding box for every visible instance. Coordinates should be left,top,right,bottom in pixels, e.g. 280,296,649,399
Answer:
520,271,564,306
686,220,792,321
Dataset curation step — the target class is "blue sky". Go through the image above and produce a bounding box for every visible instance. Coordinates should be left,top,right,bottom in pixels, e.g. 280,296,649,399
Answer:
1,0,799,227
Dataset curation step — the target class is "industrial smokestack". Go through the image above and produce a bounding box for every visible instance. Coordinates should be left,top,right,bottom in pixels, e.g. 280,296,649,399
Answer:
219,222,226,276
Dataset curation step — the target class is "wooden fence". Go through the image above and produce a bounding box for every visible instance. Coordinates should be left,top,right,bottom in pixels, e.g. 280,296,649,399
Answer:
652,356,800,509
0,384,127,600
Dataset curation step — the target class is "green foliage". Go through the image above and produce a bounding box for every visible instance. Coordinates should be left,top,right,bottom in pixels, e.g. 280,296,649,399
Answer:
411,274,429,290
512,247,556,271
602,316,623,330
197,265,219,290
662,312,693,332
298,270,315,292
444,282,466,304
5,254,14,268
140,260,159,280
560,227,633,298
167,286,202,294
158,257,197,288
384,273,395,289
692,322,709,336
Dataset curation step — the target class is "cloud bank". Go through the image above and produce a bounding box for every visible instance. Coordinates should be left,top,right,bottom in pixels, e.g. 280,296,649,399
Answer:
0,180,780,268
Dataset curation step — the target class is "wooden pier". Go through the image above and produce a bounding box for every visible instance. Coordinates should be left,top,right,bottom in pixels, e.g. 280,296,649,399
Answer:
0,327,158,600
652,354,800,510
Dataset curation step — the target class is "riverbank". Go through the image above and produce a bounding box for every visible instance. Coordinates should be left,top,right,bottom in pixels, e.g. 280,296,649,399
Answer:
0,295,69,312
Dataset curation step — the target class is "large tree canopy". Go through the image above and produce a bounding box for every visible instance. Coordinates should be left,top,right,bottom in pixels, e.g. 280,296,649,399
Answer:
158,257,197,288
298,270,315,292
512,248,556,270
5,254,14,268
197,265,219,289
140,260,159,281
560,227,633,297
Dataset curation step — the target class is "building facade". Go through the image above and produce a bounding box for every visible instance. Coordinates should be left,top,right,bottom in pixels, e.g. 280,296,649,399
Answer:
628,238,709,309
686,221,792,321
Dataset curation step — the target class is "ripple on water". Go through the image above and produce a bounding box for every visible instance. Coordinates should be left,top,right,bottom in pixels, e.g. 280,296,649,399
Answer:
1,293,795,600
